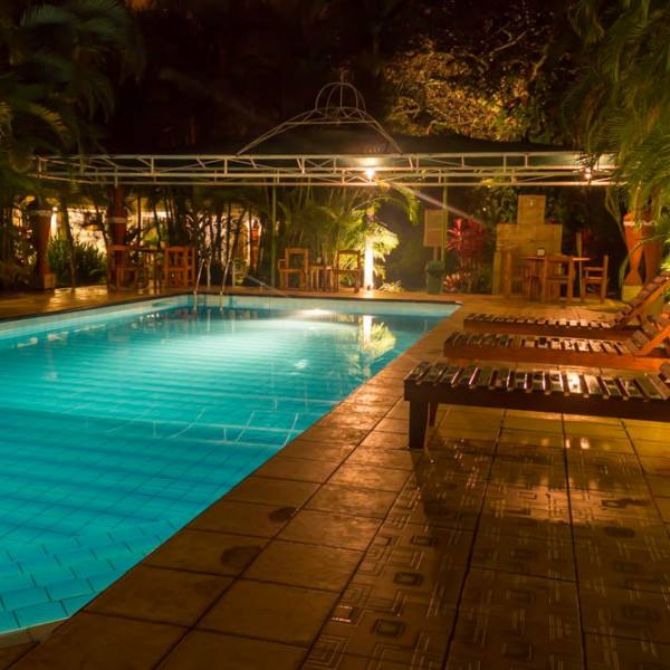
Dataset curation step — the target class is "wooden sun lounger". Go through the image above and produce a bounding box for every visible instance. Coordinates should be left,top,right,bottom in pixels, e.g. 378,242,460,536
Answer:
443,315,670,372
404,361,670,449
464,271,670,338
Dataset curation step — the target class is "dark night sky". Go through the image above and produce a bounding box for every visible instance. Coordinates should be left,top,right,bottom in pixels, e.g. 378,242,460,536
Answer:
110,0,571,152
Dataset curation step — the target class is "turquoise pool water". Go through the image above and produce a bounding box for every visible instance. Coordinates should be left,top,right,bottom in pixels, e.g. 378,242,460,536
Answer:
0,296,455,632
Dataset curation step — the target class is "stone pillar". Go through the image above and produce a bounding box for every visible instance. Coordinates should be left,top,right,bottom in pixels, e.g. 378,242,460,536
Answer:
106,187,128,289
29,207,56,290
621,213,650,301
106,186,128,245
643,237,663,283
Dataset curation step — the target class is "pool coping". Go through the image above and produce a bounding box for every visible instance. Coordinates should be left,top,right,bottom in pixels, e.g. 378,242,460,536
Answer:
0,289,461,324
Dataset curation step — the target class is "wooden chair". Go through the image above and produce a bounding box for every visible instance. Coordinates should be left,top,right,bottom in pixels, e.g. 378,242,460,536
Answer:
334,249,362,292
522,257,545,301
277,248,308,289
542,255,575,303
581,255,609,302
107,244,146,290
501,250,529,298
163,246,195,289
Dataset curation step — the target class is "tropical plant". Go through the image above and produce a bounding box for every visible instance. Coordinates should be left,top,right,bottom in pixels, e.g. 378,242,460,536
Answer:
274,185,416,287
0,0,143,287
48,237,106,287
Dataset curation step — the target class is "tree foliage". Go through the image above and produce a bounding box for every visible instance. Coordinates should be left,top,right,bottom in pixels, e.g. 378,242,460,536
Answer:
0,0,143,175
382,0,573,142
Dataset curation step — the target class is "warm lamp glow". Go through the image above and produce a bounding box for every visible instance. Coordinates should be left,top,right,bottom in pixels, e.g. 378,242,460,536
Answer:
363,236,374,289
364,168,376,181
50,207,58,237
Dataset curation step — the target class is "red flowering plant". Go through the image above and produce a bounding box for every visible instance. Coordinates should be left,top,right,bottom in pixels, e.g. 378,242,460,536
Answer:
443,218,491,292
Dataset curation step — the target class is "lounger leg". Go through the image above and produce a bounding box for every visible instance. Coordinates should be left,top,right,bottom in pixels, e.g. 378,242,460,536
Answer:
409,400,430,450
429,401,438,426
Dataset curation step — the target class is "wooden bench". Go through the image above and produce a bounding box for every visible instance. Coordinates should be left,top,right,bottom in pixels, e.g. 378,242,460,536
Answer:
404,361,670,449
464,271,670,338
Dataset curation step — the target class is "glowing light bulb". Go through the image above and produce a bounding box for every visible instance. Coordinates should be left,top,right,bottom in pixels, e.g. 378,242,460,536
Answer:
364,168,376,181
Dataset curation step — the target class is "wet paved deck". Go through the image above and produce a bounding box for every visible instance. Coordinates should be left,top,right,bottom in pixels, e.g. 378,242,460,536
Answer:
1,288,669,669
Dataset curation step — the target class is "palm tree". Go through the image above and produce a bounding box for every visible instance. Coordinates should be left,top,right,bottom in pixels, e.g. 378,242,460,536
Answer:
564,0,670,223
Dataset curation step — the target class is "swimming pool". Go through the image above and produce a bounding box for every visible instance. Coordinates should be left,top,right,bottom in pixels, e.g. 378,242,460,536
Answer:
0,295,456,633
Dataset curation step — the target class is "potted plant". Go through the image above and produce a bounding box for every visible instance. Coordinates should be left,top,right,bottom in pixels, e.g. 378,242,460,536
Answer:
425,259,445,294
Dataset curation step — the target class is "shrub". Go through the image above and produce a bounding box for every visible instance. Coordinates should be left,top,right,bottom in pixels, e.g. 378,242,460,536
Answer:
48,238,107,287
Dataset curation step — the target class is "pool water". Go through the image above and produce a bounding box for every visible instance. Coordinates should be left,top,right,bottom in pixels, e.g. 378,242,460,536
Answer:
0,296,455,632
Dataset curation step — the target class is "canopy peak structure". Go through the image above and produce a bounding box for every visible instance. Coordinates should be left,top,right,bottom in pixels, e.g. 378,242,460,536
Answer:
237,81,403,155
34,83,616,189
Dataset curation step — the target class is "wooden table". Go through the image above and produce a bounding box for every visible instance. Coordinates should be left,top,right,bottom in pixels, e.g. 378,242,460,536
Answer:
522,256,591,302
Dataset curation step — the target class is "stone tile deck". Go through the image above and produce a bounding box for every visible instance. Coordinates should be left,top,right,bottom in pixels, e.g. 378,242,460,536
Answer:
2,288,669,669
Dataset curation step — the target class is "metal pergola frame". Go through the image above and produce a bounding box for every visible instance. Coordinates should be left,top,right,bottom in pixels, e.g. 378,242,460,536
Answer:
35,151,615,188
33,83,615,189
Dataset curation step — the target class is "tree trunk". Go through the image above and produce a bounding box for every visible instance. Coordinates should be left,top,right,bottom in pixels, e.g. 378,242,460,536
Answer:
59,198,77,289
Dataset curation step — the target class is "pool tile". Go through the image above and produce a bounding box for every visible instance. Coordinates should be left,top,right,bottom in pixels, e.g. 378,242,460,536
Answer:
580,584,670,642
344,448,421,471
86,565,232,627
275,440,352,463
227,476,318,507
305,484,396,519
61,594,90,616
14,601,65,629
87,571,120,592
199,579,337,646
359,431,409,450
328,464,410,492
47,578,93,602
278,510,381,551
145,529,265,576
157,630,305,670
0,641,35,668
252,457,341,484
0,611,19,634
10,611,185,670
2,586,49,612
311,592,454,667
245,540,363,592
447,609,582,670
585,633,670,669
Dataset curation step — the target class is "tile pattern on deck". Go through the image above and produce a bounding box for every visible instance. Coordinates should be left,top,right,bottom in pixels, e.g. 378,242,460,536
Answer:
4,291,670,669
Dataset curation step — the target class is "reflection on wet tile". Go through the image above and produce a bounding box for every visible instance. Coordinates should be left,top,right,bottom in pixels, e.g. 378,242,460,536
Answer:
567,451,647,493
580,584,670,643
564,434,634,454
460,568,579,616
586,633,670,670
498,429,564,449
311,581,455,668
472,531,575,581
448,610,583,670
575,537,670,593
